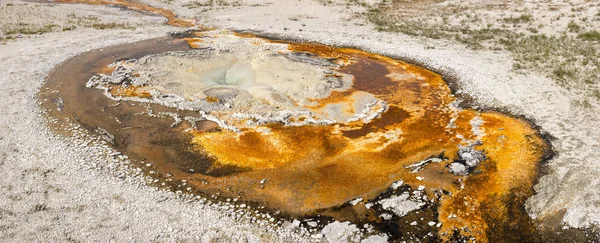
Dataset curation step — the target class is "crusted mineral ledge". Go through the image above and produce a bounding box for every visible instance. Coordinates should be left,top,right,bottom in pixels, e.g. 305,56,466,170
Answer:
87,30,385,132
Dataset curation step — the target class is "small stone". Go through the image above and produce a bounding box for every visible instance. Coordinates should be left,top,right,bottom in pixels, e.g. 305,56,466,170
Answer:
292,219,301,227
390,180,404,190
349,198,363,206
380,213,393,220
449,162,468,176
321,221,360,242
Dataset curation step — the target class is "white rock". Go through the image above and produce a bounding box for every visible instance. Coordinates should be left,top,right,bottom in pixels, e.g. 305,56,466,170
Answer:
390,180,403,190
360,234,389,243
321,221,361,243
378,193,422,217
349,198,363,206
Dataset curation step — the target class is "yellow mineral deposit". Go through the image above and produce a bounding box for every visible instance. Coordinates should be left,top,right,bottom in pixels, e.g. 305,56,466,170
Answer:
181,35,548,242
111,85,153,98
444,111,546,240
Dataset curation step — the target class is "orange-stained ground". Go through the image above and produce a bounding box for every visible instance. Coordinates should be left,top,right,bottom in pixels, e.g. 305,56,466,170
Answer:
176,37,546,242
36,1,550,238
111,85,153,98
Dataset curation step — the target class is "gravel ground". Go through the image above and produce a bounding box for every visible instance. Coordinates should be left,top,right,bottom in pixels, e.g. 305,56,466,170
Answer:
0,2,307,242
1,0,599,241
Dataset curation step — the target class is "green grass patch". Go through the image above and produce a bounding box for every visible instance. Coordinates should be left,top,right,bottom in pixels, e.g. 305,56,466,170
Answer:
62,26,77,31
567,21,581,33
578,31,600,41
503,14,532,24
91,22,133,30
4,24,58,35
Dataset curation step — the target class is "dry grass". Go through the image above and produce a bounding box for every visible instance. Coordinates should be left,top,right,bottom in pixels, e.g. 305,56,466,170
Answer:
182,0,244,9
0,2,138,42
362,0,600,108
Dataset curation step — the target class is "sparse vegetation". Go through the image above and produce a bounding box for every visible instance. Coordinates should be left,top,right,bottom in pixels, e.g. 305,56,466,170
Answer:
346,0,369,8
368,11,522,50
364,0,600,106
503,14,533,24
288,14,314,22
182,0,243,9
32,204,48,212
91,22,133,30
578,31,600,41
0,4,143,40
62,26,76,31
183,1,213,9
567,21,581,33
315,0,334,6
4,24,59,35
